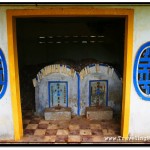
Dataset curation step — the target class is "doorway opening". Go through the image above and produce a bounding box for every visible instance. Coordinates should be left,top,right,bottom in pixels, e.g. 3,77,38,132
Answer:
7,8,133,141
16,17,124,142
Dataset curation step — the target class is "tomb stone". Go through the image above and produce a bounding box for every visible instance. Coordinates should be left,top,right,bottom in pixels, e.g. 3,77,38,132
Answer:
44,107,71,121
85,106,113,120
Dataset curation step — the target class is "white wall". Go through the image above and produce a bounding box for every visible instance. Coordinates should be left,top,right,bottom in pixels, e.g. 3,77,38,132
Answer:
0,4,150,139
80,65,122,116
129,7,150,136
0,8,14,139
35,72,78,116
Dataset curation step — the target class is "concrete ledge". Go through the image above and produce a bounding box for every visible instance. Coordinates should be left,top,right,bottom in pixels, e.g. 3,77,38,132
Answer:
85,106,113,120
44,107,71,121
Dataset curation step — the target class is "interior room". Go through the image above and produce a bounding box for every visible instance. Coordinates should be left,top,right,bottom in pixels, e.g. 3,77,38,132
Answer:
16,16,125,142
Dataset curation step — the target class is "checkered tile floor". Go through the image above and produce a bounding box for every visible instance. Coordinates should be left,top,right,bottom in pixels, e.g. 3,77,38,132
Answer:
20,110,120,143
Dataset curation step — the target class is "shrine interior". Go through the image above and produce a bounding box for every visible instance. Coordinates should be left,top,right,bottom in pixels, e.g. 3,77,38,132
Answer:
16,17,125,119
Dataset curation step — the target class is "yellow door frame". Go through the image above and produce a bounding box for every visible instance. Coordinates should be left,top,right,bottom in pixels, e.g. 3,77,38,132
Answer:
6,7,134,141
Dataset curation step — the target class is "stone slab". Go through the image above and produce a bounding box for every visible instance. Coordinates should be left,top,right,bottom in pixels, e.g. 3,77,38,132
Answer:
85,106,113,120
44,107,71,121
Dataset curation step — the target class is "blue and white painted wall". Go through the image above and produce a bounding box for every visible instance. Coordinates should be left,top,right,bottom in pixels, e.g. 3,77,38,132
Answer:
0,7,14,139
129,7,150,137
33,64,78,115
33,63,122,116
80,64,122,115
0,5,150,140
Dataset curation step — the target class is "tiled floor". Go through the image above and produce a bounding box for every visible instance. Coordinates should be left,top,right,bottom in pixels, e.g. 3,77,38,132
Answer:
19,110,121,143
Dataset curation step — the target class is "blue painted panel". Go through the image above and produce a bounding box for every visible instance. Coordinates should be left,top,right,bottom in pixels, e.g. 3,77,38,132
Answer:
133,41,150,101
76,72,80,115
89,80,108,107
89,64,95,68
0,49,7,99
48,81,68,107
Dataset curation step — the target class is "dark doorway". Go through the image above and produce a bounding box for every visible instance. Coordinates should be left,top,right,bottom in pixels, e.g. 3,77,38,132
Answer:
16,17,125,112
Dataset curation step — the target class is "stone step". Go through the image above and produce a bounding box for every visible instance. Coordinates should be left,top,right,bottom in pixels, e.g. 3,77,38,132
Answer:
44,107,71,121
85,106,113,120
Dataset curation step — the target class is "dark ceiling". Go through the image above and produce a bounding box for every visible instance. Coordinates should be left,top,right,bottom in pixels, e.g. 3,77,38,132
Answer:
16,17,125,74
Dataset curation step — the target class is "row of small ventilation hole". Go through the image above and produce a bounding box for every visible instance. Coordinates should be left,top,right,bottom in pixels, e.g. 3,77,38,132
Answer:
38,35,104,39
38,35,104,44
38,40,104,44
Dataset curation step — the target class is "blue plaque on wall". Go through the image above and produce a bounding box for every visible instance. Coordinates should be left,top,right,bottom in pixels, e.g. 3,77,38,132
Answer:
0,49,7,99
133,41,150,101
89,80,108,106
48,81,68,107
